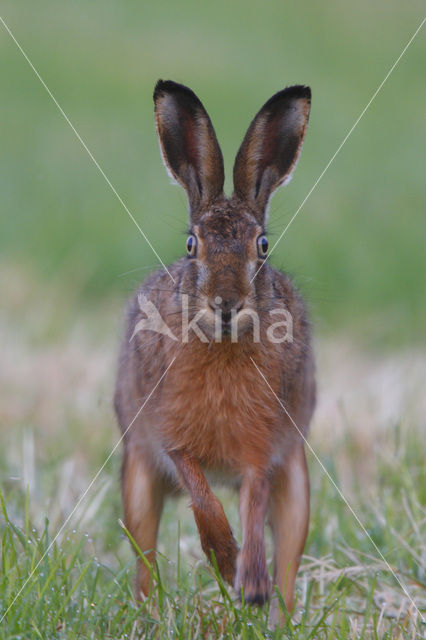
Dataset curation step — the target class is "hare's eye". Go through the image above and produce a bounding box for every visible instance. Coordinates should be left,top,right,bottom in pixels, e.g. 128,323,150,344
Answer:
257,235,268,258
186,234,197,257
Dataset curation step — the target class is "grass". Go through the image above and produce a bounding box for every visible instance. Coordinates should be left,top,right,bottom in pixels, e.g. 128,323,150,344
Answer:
0,274,425,638
1,415,424,638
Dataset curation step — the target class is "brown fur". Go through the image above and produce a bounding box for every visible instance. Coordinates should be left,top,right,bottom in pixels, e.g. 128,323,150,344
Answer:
235,470,271,604
171,451,238,583
114,80,315,621
121,447,165,597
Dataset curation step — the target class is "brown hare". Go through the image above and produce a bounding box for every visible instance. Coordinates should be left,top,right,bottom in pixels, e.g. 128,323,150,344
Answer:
114,79,315,621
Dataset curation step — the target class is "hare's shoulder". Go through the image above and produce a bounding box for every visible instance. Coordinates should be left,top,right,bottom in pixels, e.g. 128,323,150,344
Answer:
269,267,315,422
115,261,184,421
269,265,313,367
269,266,308,322
121,260,184,345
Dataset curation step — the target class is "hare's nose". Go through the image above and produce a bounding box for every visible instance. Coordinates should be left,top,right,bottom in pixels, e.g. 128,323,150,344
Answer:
208,296,243,322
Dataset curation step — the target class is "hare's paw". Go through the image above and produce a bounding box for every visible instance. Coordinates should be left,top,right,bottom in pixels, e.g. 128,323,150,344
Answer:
212,533,239,585
234,550,271,605
194,493,239,585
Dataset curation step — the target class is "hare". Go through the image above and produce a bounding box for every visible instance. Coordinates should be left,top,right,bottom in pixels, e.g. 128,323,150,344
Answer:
114,79,315,621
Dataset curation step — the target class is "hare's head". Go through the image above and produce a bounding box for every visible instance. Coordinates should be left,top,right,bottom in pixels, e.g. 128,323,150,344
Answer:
154,80,311,340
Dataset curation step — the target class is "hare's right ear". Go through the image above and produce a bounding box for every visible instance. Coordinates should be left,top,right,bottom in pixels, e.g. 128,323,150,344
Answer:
233,85,311,223
154,80,224,222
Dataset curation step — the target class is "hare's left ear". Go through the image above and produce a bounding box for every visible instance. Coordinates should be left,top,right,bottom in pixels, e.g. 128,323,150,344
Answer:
233,85,311,223
154,80,224,222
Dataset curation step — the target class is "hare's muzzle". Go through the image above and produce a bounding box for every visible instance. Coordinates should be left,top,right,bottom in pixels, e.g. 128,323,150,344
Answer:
208,296,244,327
209,295,243,318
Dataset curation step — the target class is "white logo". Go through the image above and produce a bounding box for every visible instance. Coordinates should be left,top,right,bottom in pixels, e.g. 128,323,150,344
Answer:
129,294,179,342
130,293,293,344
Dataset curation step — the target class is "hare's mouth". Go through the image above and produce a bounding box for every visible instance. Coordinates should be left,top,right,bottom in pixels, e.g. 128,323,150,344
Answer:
222,320,232,337
198,305,256,342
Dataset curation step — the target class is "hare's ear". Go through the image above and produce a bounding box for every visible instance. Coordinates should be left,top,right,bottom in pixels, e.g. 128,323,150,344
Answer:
233,85,311,223
154,80,225,221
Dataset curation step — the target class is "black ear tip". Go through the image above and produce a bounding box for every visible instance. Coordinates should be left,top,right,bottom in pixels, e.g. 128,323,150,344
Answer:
282,84,311,102
297,85,311,101
153,79,198,103
264,84,311,110
154,79,172,101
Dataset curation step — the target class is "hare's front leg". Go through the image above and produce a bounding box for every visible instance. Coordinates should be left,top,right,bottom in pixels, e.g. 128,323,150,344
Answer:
170,450,238,584
122,448,165,598
269,443,309,624
234,470,271,604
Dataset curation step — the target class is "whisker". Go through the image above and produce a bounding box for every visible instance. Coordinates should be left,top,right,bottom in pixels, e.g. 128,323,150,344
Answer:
117,265,161,278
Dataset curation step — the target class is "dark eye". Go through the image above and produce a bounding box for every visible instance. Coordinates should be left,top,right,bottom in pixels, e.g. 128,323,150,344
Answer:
186,234,197,257
257,235,268,258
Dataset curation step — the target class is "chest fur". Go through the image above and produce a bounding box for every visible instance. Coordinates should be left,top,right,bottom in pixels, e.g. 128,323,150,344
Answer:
160,341,283,470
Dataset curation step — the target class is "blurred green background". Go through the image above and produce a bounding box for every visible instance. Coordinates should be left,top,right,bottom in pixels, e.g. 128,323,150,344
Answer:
1,0,425,345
